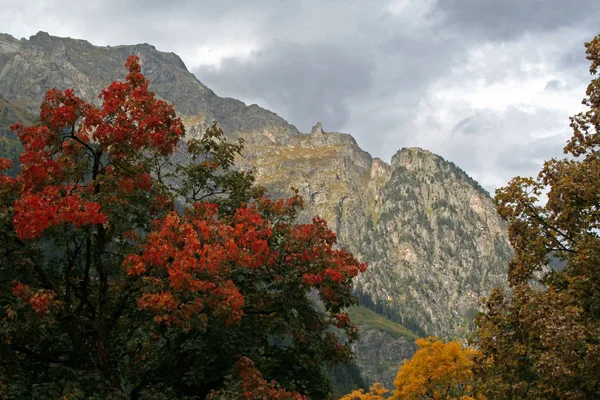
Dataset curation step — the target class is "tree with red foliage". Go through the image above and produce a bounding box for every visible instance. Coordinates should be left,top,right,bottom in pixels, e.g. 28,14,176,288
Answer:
0,56,366,399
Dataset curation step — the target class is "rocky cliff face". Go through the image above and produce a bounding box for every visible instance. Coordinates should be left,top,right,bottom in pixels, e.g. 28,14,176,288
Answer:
356,148,512,338
352,328,416,388
344,306,419,389
0,31,512,386
227,118,511,339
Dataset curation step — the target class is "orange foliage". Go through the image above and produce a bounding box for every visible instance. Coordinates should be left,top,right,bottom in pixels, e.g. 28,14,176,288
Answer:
392,337,485,400
340,382,391,399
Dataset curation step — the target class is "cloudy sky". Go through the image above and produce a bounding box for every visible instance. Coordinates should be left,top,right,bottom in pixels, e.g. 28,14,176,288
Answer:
2,0,600,191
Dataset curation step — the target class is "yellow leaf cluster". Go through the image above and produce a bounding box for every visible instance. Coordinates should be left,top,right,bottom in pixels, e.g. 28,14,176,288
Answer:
391,337,485,400
339,382,390,400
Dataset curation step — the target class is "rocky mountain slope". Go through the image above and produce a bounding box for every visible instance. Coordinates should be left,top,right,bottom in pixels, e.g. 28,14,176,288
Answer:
346,306,418,387
357,148,511,337
237,125,512,339
0,31,512,387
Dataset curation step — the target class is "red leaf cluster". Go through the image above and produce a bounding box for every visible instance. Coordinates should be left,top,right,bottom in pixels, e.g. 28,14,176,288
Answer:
12,282,58,315
7,56,184,241
209,356,307,400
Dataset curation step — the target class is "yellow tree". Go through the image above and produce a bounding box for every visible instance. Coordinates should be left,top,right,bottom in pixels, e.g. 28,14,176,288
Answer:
340,382,391,400
392,337,484,400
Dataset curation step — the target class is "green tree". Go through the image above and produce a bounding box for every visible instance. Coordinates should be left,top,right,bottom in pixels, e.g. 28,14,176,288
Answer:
474,34,600,399
0,56,366,399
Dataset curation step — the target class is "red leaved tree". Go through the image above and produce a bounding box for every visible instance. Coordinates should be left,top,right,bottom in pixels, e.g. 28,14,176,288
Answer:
0,56,366,399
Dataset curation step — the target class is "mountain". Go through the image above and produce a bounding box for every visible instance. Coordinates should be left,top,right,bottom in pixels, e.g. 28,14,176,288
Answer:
356,147,511,338
238,125,512,340
0,31,512,388
0,32,299,140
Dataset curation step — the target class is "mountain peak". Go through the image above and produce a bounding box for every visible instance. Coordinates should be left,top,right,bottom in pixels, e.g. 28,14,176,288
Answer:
391,146,489,196
311,122,324,135
399,146,436,157
33,31,51,38
28,31,59,44
391,146,441,168
0,31,300,138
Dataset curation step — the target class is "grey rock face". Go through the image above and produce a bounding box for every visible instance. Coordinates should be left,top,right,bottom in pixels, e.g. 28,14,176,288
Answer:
356,147,511,338
311,122,324,135
351,327,417,389
238,133,511,340
0,33,20,55
0,34,20,75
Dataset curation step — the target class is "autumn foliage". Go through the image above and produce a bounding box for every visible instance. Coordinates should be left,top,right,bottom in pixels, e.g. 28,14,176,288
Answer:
473,34,600,399
0,56,366,399
339,382,390,400
392,337,484,400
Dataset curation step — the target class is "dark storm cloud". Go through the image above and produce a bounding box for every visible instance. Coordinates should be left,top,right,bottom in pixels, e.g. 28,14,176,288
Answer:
193,41,375,133
375,33,459,94
435,0,600,41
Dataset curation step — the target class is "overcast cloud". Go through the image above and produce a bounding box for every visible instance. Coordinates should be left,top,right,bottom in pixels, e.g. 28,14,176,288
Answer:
2,0,600,191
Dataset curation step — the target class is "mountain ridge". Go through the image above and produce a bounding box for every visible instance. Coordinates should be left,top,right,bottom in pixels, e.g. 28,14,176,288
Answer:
0,31,301,141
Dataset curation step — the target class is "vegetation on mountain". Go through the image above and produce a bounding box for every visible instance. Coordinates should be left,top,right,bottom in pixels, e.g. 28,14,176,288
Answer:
0,94,34,176
0,135,21,176
326,362,368,399
473,34,600,399
0,56,366,399
347,306,418,340
0,94,36,135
